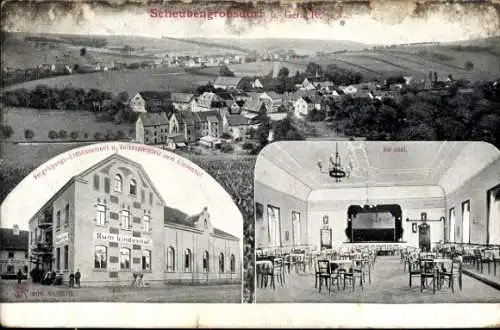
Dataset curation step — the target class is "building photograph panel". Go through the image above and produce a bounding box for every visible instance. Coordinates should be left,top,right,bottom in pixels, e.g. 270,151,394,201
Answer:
254,141,500,303
0,142,242,302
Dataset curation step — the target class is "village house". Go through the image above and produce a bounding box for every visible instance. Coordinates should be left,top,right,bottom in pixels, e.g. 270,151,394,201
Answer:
135,112,170,145
129,91,171,113
196,111,223,138
293,96,316,117
170,93,195,111
213,76,243,90
194,92,225,111
295,78,317,91
251,78,264,89
241,98,268,114
316,81,335,94
225,100,244,115
169,111,198,143
259,91,284,113
222,114,257,140
0,225,29,278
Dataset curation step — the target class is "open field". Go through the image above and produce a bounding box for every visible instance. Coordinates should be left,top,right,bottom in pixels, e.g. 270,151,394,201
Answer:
228,61,306,77
2,68,213,94
2,107,134,142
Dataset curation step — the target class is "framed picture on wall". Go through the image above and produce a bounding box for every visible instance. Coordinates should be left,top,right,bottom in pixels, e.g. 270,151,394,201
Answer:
320,228,332,249
412,223,417,233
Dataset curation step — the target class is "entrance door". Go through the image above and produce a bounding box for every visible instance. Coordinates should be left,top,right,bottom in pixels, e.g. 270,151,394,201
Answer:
418,224,431,252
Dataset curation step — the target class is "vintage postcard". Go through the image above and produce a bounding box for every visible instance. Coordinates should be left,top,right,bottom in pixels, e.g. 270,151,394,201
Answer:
1,0,500,328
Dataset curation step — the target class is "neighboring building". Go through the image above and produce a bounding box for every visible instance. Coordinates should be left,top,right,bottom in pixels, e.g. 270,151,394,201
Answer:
0,225,29,278
169,111,198,143
170,93,195,111
295,78,317,91
242,98,267,114
251,78,264,89
28,154,241,286
135,112,170,145
294,96,315,117
223,114,257,140
213,76,243,90
260,92,284,113
129,92,171,113
196,111,223,138
194,92,225,111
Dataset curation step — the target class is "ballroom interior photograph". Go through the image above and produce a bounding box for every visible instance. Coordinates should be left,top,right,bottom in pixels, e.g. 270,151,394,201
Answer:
254,141,500,303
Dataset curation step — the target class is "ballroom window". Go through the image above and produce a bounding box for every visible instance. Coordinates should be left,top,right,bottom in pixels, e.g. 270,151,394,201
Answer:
462,201,470,244
64,204,69,226
143,214,151,233
230,254,236,273
121,210,131,229
130,179,137,196
203,251,209,272
96,204,106,225
292,211,301,246
94,246,107,269
104,177,110,193
114,174,123,192
142,250,151,271
166,246,175,272
120,248,131,270
219,253,225,273
449,208,456,243
56,210,61,229
184,249,192,272
93,174,100,191
267,205,281,247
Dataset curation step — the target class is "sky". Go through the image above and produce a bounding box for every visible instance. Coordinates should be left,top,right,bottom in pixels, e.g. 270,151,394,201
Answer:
0,142,243,241
2,1,500,44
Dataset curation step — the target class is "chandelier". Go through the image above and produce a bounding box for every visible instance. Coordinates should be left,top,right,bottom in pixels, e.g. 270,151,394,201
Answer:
317,142,353,183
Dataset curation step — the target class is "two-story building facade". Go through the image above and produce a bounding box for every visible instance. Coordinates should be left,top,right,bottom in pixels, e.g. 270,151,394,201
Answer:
0,226,29,278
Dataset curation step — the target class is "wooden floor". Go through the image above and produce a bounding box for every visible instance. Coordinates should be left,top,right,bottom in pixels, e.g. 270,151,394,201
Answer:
256,256,500,303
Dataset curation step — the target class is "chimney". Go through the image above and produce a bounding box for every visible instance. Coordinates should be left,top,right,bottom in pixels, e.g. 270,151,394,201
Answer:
13,224,20,235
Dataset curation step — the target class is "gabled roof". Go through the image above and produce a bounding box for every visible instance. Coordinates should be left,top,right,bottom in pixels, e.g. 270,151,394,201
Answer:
242,98,263,112
170,92,195,103
301,96,313,104
226,114,249,126
196,110,222,122
213,228,239,241
213,76,243,88
138,91,171,102
30,153,168,221
0,228,29,251
139,112,169,126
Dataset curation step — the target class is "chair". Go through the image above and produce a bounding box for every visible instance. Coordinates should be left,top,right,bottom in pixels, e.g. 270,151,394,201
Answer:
408,258,421,288
261,257,284,289
328,263,342,294
439,260,461,292
316,259,330,293
420,259,437,294
342,261,363,291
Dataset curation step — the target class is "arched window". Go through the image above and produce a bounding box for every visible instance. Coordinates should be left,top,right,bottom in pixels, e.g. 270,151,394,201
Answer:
114,174,123,192
202,251,209,272
230,254,236,273
130,179,137,195
184,249,192,272
166,246,175,272
120,248,130,269
94,245,107,269
219,253,225,273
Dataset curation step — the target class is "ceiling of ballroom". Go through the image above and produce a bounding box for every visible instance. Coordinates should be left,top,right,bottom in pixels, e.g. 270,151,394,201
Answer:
256,141,500,190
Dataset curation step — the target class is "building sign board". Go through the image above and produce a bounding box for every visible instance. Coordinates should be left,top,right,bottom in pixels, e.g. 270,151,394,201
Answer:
55,232,69,244
94,232,152,246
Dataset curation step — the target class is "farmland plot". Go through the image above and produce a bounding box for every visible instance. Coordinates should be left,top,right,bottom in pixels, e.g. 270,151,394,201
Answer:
228,61,307,77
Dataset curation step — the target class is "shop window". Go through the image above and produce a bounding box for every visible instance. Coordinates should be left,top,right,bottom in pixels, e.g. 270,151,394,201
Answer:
203,251,209,272
56,247,61,270
64,245,69,270
219,253,225,273
166,246,175,272
121,210,131,229
114,174,123,192
93,174,100,191
24,266,28,273
7,265,14,273
96,204,106,225
130,179,137,196
120,248,131,270
143,214,151,233
94,245,107,269
230,254,236,273
184,249,192,272
142,250,151,271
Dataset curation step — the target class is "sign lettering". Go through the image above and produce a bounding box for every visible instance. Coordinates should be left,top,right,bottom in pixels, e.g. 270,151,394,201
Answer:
94,232,152,246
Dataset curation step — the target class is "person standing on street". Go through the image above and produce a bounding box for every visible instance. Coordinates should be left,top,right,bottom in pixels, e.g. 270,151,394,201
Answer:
75,269,81,288
16,269,23,284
